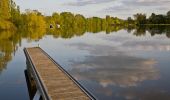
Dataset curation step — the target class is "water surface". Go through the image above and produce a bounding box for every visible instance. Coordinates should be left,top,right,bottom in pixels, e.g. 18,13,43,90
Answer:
0,27,170,100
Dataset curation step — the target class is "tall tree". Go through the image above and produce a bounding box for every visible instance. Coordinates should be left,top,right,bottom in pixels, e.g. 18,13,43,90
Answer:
10,0,22,27
0,0,11,19
167,11,170,17
134,13,146,25
60,12,74,27
25,10,46,28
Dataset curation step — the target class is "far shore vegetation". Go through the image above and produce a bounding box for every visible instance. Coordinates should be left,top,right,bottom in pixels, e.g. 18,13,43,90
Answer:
0,0,170,31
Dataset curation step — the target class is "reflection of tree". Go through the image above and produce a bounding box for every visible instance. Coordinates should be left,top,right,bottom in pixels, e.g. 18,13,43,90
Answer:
20,27,46,41
166,32,170,38
132,25,170,38
47,24,170,39
0,31,18,73
133,26,146,36
0,26,47,73
0,52,12,73
47,25,125,39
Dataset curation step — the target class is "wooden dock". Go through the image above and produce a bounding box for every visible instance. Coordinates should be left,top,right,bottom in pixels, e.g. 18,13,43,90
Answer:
24,47,94,100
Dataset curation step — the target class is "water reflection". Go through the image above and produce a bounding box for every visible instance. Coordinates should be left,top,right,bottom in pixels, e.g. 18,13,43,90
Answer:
68,44,159,87
47,25,170,39
20,27,46,41
0,31,18,73
117,88,170,100
122,40,170,51
0,27,46,72
127,25,170,38
0,25,170,99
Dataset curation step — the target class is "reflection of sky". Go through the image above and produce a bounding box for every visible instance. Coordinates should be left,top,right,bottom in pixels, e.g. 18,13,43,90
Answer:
32,30,170,100
13,0,170,18
67,32,170,99
0,45,29,99
69,43,159,88
19,30,170,100
103,32,170,52
116,86,170,100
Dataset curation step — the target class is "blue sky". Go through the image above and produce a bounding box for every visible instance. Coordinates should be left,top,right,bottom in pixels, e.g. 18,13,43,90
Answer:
13,0,170,19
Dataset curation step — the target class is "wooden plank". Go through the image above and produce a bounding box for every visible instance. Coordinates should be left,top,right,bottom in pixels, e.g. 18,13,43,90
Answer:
24,47,92,100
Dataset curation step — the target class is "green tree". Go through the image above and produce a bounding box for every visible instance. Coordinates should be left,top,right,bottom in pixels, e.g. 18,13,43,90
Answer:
134,13,146,25
52,12,61,25
0,0,11,19
60,12,74,27
25,10,46,28
167,11,170,17
73,14,86,35
127,17,134,24
166,11,170,24
74,14,86,27
10,0,22,27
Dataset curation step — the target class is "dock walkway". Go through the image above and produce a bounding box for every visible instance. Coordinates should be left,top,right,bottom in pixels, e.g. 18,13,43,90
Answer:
24,47,93,100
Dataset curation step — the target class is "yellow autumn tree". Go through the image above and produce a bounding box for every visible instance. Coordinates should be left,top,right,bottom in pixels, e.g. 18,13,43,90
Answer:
25,10,46,28
0,0,11,19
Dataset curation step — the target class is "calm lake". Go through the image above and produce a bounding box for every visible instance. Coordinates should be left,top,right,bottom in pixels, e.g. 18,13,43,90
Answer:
0,27,170,100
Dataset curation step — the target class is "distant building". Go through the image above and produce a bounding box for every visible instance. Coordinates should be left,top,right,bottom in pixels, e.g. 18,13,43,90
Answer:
50,24,53,29
56,24,60,28
49,24,60,29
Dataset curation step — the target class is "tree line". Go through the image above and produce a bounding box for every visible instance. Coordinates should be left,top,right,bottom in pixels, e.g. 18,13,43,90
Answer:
127,11,170,25
0,0,125,30
0,0,170,31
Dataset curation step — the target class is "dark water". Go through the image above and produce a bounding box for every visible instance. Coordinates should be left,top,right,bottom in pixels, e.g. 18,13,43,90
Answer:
0,27,170,100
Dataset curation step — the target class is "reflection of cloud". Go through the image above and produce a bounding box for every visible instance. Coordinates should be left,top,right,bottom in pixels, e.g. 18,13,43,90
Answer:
102,33,170,52
96,87,113,96
64,0,114,6
69,43,159,87
117,87,170,100
122,41,170,51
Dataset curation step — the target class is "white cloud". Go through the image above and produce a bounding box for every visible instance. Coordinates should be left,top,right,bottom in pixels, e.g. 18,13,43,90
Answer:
64,0,115,6
102,0,170,18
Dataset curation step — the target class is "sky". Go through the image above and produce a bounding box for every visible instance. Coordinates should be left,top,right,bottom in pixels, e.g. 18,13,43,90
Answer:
13,0,170,19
